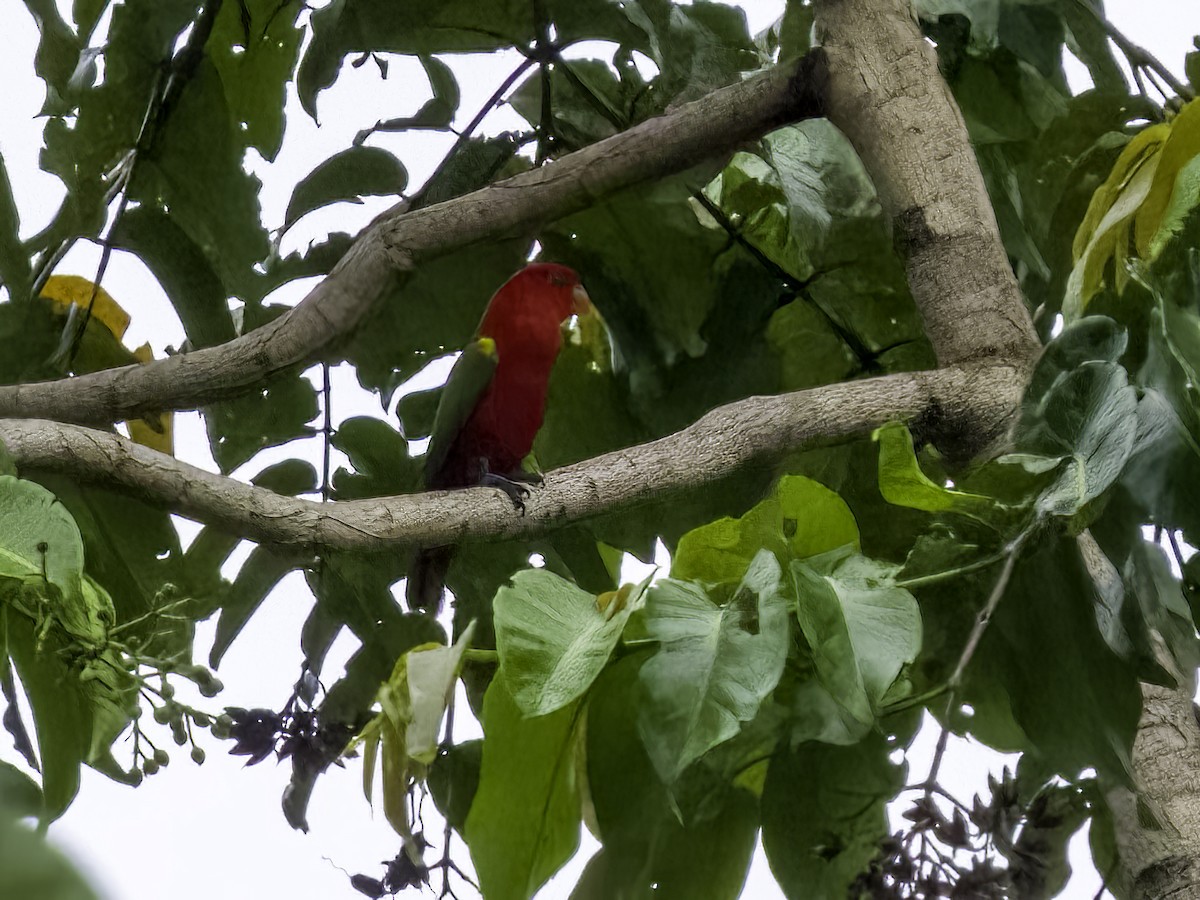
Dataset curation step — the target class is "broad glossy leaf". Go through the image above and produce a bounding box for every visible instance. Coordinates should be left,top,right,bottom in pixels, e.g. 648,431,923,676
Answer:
298,0,645,120
428,738,481,836
761,733,903,900
636,551,789,783
331,416,422,499
208,0,304,160
1066,124,1168,317
111,207,236,349
345,238,531,403
1025,362,1139,517
0,476,85,614
672,474,859,584
969,537,1140,781
576,657,758,899
284,147,408,232
1135,99,1200,258
494,569,645,717
791,550,921,727
134,58,271,300
875,422,995,519
32,475,191,656
465,679,582,900
357,56,461,137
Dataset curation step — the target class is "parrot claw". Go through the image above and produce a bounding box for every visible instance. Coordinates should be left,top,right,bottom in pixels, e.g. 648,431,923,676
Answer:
480,472,533,514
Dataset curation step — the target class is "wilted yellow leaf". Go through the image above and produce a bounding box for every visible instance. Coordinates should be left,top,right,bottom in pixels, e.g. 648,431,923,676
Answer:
40,274,131,339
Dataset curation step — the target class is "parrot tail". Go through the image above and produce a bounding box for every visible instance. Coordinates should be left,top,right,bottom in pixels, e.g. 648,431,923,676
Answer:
406,545,455,613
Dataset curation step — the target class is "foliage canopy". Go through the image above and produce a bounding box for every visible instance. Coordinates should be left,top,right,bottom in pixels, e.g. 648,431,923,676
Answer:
2,0,1200,898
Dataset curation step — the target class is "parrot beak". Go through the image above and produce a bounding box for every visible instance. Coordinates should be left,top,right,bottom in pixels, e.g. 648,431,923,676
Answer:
567,283,611,370
572,283,595,319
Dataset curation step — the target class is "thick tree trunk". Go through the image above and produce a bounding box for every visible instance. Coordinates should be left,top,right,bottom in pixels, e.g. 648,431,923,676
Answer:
1109,683,1200,899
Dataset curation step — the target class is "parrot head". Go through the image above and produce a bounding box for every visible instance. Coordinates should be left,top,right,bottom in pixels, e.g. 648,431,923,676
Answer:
478,263,596,347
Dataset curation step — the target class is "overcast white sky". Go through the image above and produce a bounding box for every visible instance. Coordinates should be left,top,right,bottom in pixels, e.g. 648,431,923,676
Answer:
0,1,1196,899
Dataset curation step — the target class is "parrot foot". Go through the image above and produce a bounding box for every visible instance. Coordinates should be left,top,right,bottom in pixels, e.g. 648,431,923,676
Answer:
480,472,533,514
503,470,544,487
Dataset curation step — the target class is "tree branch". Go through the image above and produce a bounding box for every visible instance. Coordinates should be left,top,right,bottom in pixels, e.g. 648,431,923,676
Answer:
0,363,1023,551
813,0,1040,372
0,57,826,428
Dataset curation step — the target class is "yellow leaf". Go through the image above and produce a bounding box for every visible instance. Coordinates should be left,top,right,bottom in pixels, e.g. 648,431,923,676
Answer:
1135,99,1200,257
1065,147,1161,318
40,274,131,339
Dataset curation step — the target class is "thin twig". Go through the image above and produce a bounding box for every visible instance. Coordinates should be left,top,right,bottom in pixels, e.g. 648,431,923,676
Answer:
924,530,1028,795
437,694,457,899
56,0,224,368
1167,530,1187,574
321,362,333,503
1073,0,1193,101
408,58,537,209
533,0,554,166
691,190,877,369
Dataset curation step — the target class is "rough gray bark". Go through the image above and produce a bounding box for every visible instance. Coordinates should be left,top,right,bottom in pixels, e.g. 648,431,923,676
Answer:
0,364,1024,551
813,0,1040,370
1107,683,1200,900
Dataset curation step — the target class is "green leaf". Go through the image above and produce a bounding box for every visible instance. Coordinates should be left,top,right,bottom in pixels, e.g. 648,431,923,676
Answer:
0,816,99,900
331,416,423,499
0,476,85,615
636,551,790,783
494,569,646,717
0,152,30,303
395,387,441,441
465,678,582,900
21,0,85,113
428,738,481,836
32,475,192,656
761,733,904,900
209,0,304,160
318,613,445,728
575,657,759,900
0,761,42,821
209,547,298,667
297,0,645,120
134,58,270,300
1022,362,1139,517
875,422,995,519
706,121,885,282
406,621,475,764
283,146,408,232
969,537,1140,780
672,474,859,584
3,609,90,824
791,549,922,727
204,312,319,473
110,207,237,350
359,55,461,136
765,296,859,390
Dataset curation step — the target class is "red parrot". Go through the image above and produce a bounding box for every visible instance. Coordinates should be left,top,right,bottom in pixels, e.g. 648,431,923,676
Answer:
406,262,595,612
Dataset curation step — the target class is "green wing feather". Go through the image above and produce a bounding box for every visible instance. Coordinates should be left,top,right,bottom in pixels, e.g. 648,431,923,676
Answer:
424,337,499,484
